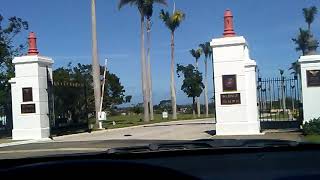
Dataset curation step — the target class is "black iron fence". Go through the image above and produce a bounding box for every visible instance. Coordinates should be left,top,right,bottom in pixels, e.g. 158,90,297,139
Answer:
0,104,12,138
47,76,90,136
257,76,303,130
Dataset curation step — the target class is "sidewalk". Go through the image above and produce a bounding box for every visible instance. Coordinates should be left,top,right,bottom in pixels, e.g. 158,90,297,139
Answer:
211,132,303,142
0,138,13,144
0,138,52,148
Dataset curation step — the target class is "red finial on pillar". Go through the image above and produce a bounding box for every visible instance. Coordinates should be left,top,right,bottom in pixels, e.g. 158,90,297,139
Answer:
223,9,236,37
28,32,39,55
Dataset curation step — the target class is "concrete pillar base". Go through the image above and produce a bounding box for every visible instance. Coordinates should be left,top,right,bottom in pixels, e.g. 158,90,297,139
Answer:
216,121,261,135
12,128,50,140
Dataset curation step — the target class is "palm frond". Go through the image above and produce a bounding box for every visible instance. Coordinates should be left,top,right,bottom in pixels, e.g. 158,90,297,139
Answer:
189,49,196,57
159,9,185,32
118,0,145,15
302,6,317,28
153,0,168,6
199,42,211,58
159,9,169,22
279,69,284,75
190,48,202,59
118,0,136,10
144,0,167,18
311,6,318,14
292,28,312,55
171,10,185,29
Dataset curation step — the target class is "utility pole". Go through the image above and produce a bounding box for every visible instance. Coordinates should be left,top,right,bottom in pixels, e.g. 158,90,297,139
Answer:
91,0,101,127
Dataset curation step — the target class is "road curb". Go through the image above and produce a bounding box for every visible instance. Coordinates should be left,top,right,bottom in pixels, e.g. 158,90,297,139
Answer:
0,138,52,148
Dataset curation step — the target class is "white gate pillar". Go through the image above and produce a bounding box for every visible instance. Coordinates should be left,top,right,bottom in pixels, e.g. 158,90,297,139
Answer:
298,55,320,123
9,32,53,140
210,9,261,135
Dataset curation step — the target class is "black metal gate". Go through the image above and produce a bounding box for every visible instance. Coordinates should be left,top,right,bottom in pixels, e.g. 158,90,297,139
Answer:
257,75,303,130
0,103,12,138
47,69,89,136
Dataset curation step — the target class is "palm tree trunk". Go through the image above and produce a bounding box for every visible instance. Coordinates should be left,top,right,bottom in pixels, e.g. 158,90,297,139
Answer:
170,32,177,120
91,0,101,126
282,80,286,113
192,97,196,118
146,18,154,120
140,15,149,122
204,58,209,117
211,54,216,123
195,59,200,117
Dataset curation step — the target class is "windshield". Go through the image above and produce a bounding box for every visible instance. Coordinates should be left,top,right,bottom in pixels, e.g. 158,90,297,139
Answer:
0,0,320,159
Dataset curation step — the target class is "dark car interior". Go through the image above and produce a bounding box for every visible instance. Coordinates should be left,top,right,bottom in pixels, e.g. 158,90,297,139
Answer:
1,139,320,179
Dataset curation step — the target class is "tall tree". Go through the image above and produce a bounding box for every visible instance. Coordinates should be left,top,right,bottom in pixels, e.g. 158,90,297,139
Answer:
190,48,202,117
53,63,130,118
159,9,185,120
119,0,150,122
293,6,319,56
199,42,212,118
177,64,204,118
0,14,28,128
303,6,317,31
91,0,101,126
292,28,312,55
144,0,167,120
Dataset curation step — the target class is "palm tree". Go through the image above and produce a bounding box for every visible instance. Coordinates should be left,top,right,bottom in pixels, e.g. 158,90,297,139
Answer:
144,0,167,120
91,0,101,126
209,43,215,122
279,69,286,114
302,6,319,55
199,42,212,118
190,48,202,117
292,28,312,55
118,0,149,122
289,61,300,77
303,6,317,31
159,9,185,120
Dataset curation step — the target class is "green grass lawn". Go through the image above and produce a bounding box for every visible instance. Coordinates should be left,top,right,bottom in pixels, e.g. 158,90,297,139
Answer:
303,135,320,143
100,114,214,129
260,113,290,120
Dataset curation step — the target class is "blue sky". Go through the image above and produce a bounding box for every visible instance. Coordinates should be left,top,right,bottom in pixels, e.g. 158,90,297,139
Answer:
1,0,320,105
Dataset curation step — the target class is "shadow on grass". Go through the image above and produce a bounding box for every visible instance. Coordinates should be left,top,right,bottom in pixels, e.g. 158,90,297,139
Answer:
144,122,215,128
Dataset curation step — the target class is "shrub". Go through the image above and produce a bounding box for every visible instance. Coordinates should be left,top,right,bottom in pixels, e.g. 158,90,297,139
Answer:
302,117,320,135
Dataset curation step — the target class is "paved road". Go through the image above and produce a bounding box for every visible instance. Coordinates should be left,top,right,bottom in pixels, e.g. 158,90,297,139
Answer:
53,119,215,142
0,119,215,159
0,119,302,159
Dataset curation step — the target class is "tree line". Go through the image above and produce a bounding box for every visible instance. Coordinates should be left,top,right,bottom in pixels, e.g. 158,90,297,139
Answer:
0,14,28,124
52,63,131,118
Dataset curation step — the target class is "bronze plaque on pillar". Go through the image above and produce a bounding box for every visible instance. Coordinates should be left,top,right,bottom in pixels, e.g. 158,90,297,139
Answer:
221,93,241,105
307,70,320,87
22,87,33,102
21,104,36,114
222,75,237,91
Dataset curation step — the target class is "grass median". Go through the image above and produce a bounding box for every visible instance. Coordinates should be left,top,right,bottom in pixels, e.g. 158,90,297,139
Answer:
99,114,214,129
303,135,320,143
